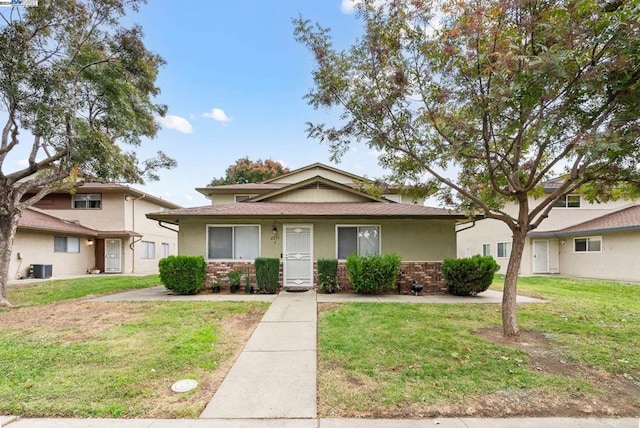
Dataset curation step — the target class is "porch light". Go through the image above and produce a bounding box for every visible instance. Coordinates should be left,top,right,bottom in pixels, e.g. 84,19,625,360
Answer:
87,238,94,246
272,225,278,236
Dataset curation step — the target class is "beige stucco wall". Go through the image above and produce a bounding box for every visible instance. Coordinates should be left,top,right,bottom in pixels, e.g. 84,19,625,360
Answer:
557,231,640,282
126,198,179,274
267,189,371,203
457,198,637,275
177,217,457,262
10,230,95,280
269,168,354,185
210,194,236,205
55,193,126,230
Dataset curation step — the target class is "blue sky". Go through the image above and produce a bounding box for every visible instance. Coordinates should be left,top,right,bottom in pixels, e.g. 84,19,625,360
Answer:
126,0,387,207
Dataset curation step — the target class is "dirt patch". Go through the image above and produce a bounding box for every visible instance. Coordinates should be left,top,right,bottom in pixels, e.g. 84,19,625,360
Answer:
0,301,146,342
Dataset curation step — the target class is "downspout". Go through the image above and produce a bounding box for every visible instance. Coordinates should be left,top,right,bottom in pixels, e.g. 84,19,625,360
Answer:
127,193,146,273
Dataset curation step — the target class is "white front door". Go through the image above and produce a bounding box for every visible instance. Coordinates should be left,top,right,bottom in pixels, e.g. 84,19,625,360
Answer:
283,225,313,288
533,239,549,273
105,239,122,273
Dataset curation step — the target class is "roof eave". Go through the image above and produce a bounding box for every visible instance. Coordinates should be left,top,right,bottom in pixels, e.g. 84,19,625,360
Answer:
528,225,640,238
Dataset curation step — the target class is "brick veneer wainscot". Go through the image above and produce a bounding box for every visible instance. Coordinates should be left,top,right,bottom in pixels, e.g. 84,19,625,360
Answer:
206,261,446,294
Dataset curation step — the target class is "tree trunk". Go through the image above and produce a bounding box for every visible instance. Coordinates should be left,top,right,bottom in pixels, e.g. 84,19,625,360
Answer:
0,210,20,307
502,229,527,338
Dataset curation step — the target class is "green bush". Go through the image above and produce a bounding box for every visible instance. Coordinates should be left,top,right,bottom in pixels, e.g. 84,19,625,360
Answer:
442,255,500,296
317,258,339,293
345,253,401,294
158,255,206,295
255,258,279,293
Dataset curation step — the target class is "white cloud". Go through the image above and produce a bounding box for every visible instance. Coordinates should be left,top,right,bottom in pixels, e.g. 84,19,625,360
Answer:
17,159,29,167
163,191,172,199
202,108,232,123
157,115,193,134
341,0,358,13
341,0,386,14
184,194,193,202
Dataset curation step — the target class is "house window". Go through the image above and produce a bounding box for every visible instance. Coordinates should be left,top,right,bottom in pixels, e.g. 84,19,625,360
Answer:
337,225,380,259
553,194,581,208
464,245,472,257
72,193,102,209
574,236,601,253
141,241,156,259
497,242,511,258
235,195,257,202
161,243,170,258
482,243,491,256
208,225,260,260
54,236,80,253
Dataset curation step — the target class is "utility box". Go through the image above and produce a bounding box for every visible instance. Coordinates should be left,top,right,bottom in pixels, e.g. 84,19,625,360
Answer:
31,264,53,279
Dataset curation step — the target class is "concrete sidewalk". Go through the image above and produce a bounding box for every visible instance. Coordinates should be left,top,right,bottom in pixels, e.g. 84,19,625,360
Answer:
3,416,638,427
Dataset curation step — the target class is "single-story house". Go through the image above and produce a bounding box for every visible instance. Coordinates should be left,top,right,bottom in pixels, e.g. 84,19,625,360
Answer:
147,163,467,292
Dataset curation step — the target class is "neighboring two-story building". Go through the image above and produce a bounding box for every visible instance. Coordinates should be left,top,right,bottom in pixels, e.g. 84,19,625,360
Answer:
11,183,181,279
457,179,640,282
147,163,466,292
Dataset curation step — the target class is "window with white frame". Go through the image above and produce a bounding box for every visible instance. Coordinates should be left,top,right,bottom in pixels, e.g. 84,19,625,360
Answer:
464,244,472,257
72,193,102,209
208,225,260,260
161,243,170,258
553,194,581,208
141,241,156,259
497,242,511,258
54,236,80,253
482,243,491,257
337,225,380,259
574,236,601,253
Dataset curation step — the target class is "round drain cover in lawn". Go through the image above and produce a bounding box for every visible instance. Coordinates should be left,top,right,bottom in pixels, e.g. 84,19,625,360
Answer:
171,379,198,393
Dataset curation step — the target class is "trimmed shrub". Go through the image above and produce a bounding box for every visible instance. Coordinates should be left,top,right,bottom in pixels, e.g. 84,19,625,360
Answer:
255,257,279,293
158,255,206,295
317,258,339,293
442,255,499,296
346,253,401,294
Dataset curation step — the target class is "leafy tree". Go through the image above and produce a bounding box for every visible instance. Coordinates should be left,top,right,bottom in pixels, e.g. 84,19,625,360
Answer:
0,0,176,306
294,1,640,337
209,157,289,185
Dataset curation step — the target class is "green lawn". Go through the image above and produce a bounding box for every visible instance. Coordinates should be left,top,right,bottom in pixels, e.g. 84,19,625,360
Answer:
0,275,269,418
318,276,640,417
5,274,161,306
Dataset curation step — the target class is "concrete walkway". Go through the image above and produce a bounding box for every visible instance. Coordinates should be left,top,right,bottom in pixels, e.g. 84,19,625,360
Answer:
200,290,317,419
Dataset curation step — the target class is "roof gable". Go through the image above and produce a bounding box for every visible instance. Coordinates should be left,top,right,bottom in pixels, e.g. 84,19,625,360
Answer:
249,176,384,203
263,163,369,185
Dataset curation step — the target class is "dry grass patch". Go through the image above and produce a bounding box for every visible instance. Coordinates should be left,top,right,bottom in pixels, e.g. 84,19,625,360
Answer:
0,300,267,418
